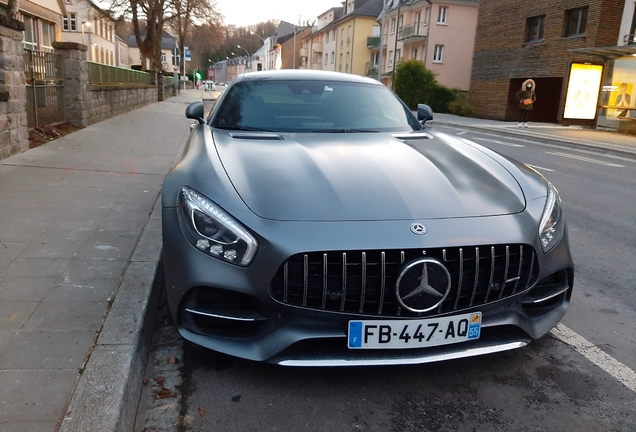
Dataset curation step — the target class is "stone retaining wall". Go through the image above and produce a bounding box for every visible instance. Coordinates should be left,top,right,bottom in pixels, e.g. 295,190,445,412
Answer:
88,85,158,125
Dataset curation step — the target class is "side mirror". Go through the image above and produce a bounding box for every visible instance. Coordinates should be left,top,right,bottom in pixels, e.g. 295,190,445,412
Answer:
185,101,205,124
417,104,433,124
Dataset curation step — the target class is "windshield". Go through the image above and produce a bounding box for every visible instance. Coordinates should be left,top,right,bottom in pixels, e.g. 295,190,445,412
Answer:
211,79,421,133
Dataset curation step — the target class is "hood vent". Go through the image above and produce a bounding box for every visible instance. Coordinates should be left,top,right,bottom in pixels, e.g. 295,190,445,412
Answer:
229,132,283,141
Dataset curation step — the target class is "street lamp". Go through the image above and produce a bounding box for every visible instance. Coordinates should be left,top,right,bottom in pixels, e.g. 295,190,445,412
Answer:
250,31,265,44
237,45,251,71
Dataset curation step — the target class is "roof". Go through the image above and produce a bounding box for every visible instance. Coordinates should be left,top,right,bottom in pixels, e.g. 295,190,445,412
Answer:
127,29,177,50
236,69,384,85
569,45,636,59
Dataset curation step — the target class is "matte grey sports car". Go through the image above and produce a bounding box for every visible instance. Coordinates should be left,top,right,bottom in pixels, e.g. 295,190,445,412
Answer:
162,70,573,366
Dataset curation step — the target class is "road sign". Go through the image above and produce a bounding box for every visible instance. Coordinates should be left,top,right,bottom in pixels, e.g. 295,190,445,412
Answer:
185,49,191,62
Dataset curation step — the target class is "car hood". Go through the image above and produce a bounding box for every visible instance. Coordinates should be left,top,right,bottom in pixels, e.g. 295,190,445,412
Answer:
212,130,526,221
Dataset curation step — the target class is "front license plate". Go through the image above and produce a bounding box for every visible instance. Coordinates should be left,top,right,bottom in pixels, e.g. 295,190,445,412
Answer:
348,312,481,349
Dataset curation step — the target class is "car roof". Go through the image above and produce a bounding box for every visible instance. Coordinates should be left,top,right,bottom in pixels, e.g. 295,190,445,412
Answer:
235,69,383,86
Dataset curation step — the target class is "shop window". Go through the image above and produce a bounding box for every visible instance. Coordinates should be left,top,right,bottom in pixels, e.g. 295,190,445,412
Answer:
526,15,545,42
564,7,587,37
433,45,443,62
437,6,448,24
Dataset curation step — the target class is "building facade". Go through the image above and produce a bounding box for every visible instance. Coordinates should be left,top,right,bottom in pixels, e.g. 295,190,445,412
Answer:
127,30,178,72
59,0,117,65
381,0,478,90
300,6,343,71
334,0,383,76
1,0,64,52
469,0,623,126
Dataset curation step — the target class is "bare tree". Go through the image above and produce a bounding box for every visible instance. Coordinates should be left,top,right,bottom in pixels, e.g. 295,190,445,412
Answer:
167,0,221,75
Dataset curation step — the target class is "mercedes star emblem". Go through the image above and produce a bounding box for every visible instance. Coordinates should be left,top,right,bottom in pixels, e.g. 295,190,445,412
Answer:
395,258,451,312
410,223,427,235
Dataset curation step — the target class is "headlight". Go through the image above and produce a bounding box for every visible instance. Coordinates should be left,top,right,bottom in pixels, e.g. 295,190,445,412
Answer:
178,187,258,266
539,183,564,253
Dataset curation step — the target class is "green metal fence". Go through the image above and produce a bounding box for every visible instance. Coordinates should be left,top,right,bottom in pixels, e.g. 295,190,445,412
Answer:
88,62,152,85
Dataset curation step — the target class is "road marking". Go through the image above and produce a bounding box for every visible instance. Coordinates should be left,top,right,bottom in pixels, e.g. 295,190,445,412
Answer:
474,137,524,147
528,164,555,172
457,131,467,135
551,323,636,394
545,152,625,167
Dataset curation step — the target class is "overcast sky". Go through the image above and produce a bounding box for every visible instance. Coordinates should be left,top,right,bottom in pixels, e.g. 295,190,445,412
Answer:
215,0,344,27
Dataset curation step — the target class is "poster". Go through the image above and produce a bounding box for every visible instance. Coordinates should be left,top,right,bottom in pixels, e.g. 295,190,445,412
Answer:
563,64,603,120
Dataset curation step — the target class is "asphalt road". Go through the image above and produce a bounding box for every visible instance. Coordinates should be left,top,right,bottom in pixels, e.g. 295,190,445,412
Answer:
136,126,636,432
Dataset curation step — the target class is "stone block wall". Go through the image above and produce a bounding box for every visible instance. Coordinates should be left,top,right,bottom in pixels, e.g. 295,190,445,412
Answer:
468,0,623,121
87,85,158,125
0,16,29,160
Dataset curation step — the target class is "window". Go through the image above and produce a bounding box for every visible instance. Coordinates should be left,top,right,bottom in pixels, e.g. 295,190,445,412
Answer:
324,54,328,65
433,44,443,62
390,18,396,33
526,15,545,42
388,50,393,66
325,32,329,43
161,52,166,62
424,6,430,24
339,53,343,71
23,15,37,50
564,7,587,37
347,25,352,45
412,48,418,59
70,13,76,31
63,16,69,31
331,52,335,63
398,14,403,30
41,21,54,50
437,6,448,24
396,49,401,64
341,29,344,46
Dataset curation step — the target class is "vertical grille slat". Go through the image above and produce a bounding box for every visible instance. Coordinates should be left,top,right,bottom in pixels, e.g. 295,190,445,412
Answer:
484,246,496,302
469,247,480,306
321,253,328,309
378,252,386,315
303,254,308,307
340,253,347,311
359,252,367,313
271,244,537,318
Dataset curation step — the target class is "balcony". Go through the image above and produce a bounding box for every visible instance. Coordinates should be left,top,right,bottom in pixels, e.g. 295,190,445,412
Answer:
299,48,308,57
365,66,378,77
312,42,323,52
398,22,428,44
367,36,380,49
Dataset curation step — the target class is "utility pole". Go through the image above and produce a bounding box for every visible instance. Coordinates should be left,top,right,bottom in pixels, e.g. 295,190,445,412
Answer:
391,0,402,91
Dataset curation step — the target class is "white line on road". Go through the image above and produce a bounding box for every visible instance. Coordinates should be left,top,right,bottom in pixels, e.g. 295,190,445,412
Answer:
457,131,467,135
528,164,555,172
550,323,636,394
474,137,525,147
545,152,625,167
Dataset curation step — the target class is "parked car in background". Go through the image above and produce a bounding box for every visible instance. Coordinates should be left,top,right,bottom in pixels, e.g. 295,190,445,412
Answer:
203,80,215,91
162,70,574,366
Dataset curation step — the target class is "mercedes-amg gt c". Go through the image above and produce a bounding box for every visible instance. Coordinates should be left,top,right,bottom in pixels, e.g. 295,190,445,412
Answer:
162,70,573,366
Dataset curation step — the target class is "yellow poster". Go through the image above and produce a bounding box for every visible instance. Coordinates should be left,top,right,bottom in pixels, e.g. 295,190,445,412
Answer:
563,64,603,120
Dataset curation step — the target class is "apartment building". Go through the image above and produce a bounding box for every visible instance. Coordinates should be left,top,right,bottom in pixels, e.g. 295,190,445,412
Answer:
381,0,478,90
469,0,624,126
334,0,383,76
59,0,117,65
127,30,178,73
300,7,343,72
1,0,63,52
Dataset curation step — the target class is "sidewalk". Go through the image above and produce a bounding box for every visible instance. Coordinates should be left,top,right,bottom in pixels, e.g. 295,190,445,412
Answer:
0,90,201,432
429,113,636,159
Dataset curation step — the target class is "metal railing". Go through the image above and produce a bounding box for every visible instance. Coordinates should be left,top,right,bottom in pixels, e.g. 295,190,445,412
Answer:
88,62,152,85
24,49,64,128
398,22,428,41
624,34,636,45
367,36,381,49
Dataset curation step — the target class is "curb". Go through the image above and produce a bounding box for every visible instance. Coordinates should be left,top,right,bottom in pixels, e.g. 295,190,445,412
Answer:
58,199,165,432
429,121,636,160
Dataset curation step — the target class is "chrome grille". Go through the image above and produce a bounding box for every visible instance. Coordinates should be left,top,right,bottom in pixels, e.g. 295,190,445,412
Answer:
270,245,537,317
